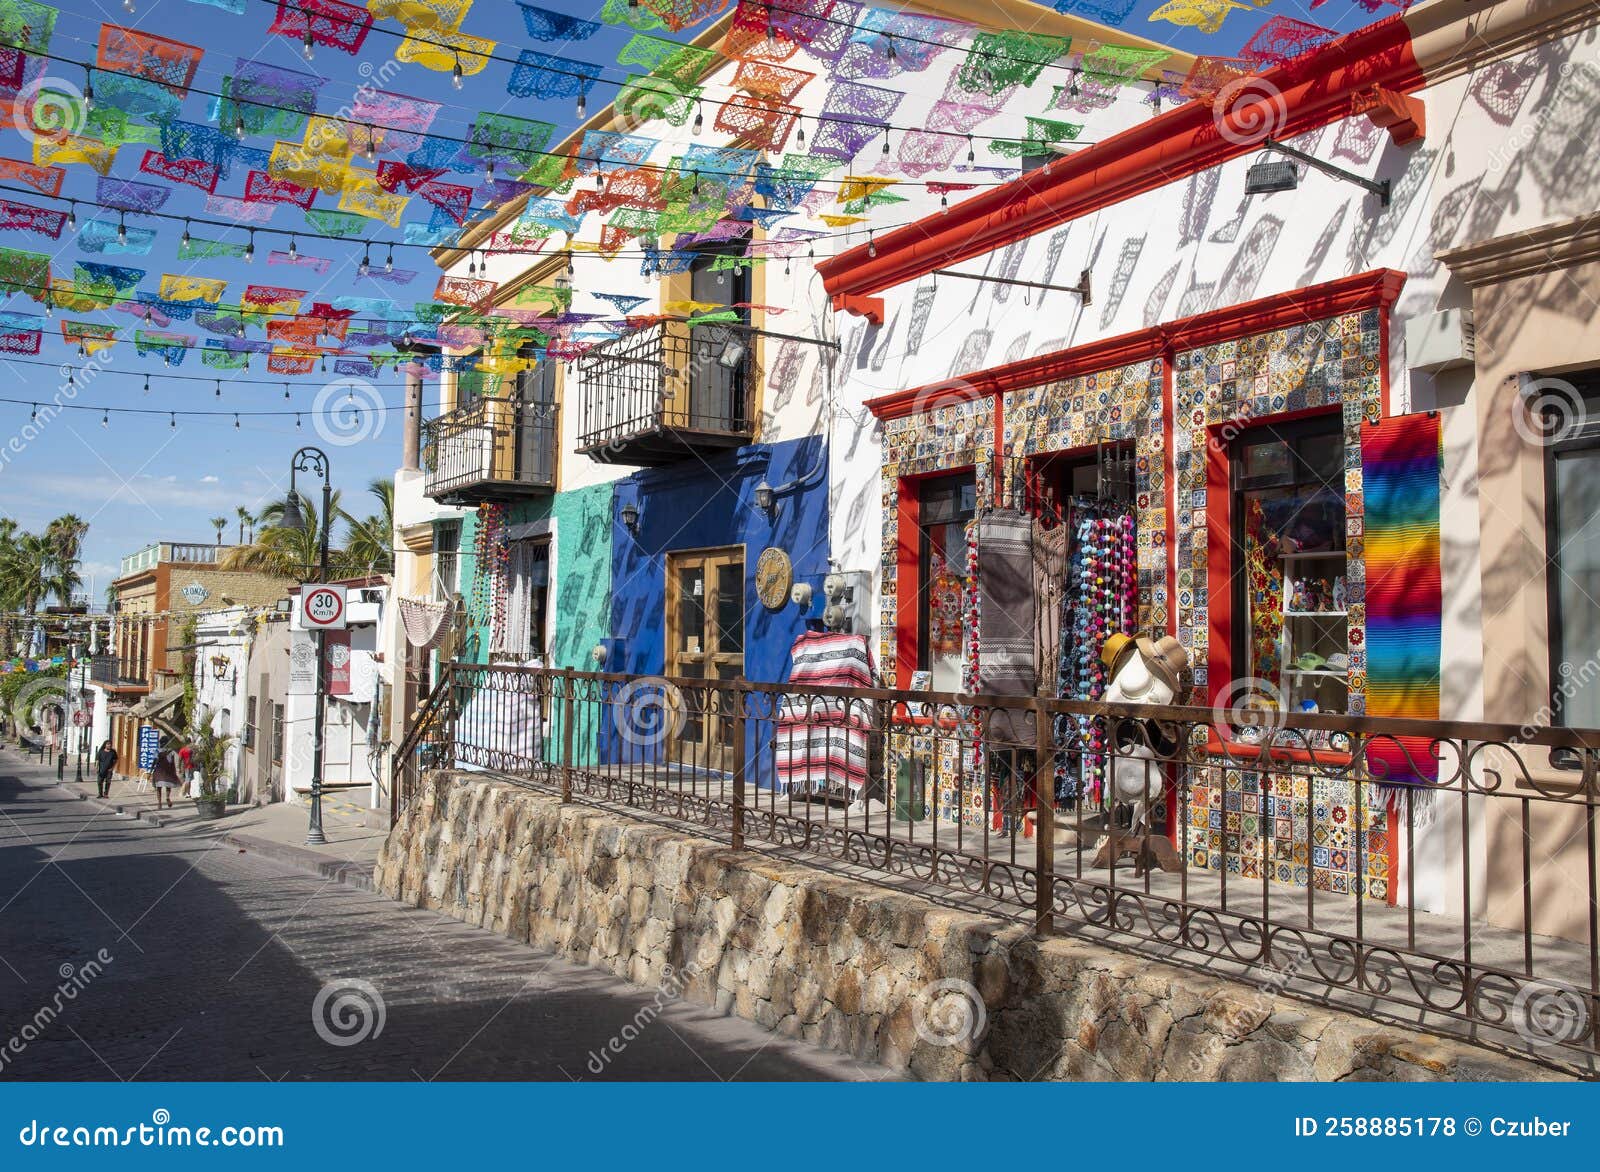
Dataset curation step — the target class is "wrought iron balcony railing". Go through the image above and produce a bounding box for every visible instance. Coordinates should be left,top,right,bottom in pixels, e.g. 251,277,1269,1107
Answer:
88,654,146,689
421,398,557,505
576,319,755,466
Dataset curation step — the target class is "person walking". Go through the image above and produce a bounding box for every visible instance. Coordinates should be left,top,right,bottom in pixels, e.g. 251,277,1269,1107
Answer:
94,739,117,799
177,740,196,796
150,741,181,810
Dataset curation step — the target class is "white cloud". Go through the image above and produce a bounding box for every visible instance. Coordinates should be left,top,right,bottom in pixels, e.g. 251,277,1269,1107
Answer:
200,475,220,484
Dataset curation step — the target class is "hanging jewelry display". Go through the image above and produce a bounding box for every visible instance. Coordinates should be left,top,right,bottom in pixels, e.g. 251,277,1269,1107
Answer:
1055,503,1138,803
472,503,510,650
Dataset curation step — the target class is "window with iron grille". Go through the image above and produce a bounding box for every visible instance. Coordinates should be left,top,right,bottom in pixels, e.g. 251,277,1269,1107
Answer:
270,702,285,764
433,520,461,602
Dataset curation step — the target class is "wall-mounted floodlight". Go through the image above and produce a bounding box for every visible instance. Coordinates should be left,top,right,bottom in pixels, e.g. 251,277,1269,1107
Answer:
1244,138,1391,207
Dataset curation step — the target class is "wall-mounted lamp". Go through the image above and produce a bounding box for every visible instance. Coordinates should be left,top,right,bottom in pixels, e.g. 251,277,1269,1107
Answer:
718,339,747,369
753,480,775,517
591,642,609,666
1243,138,1391,207
620,501,640,534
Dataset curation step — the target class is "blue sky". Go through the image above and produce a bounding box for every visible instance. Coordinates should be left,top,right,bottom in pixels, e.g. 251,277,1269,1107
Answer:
0,0,1384,598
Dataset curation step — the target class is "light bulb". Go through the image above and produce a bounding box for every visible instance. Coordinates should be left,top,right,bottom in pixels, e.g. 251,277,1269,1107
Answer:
116,216,126,244
692,105,703,135
180,220,190,248
244,233,254,262
576,93,586,119
288,237,297,260
384,248,393,273
796,120,805,147
234,114,245,138
358,250,370,277
122,0,134,11
66,203,75,230
101,410,108,428
302,31,314,61
867,232,876,258
452,55,463,89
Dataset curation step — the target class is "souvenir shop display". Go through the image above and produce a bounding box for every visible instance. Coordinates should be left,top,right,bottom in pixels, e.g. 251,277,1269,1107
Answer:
775,630,874,802
1092,632,1189,875
1054,504,1138,804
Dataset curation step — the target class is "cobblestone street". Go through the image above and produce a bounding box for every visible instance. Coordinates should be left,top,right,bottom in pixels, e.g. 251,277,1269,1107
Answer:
0,753,877,1081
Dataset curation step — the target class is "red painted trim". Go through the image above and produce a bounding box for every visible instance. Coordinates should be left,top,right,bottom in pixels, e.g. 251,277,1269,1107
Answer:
833,294,884,324
868,271,1403,424
1163,269,1407,352
895,477,920,689
819,16,1422,300
867,328,1165,421
1204,425,1233,710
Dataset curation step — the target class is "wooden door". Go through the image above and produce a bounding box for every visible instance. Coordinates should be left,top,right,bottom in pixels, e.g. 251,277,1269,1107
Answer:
665,547,744,773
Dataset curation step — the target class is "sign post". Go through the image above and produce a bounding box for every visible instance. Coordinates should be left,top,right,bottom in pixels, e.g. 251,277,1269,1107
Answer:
298,583,345,846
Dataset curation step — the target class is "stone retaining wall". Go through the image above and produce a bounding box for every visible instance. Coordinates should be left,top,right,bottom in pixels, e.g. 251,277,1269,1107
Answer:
376,773,1559,1081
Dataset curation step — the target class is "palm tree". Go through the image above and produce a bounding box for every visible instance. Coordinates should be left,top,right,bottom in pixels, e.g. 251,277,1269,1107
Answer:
235,506,254,545
210,516,227,545
341,478,394,577
11,533,52,612
43,515,87,568
220,491,344,579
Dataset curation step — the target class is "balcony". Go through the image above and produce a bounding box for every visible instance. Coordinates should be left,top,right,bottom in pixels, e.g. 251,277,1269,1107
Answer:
577,319,755,466
89,654,147,690
421,399,557,506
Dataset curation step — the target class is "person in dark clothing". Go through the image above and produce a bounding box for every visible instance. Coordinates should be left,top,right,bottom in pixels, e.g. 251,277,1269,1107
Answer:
150,742,181,809
94,740,117,799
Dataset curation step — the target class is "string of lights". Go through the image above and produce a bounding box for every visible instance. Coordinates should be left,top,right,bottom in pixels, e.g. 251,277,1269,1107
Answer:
5,33,1105,190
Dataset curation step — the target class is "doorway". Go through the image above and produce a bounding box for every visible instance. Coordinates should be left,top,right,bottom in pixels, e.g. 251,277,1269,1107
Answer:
665,546,745,773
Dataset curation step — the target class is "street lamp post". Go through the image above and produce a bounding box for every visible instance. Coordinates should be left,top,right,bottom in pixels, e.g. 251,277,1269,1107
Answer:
281,446,332,846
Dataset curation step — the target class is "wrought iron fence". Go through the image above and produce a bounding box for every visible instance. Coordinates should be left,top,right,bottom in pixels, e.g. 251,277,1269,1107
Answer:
393,662,1600,1074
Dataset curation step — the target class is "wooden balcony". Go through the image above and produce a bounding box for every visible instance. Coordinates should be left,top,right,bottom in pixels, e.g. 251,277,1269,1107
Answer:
576,319,755,466
422,399,557,506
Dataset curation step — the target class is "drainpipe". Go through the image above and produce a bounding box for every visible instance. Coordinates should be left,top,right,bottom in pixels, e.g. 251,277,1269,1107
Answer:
401,361,423,473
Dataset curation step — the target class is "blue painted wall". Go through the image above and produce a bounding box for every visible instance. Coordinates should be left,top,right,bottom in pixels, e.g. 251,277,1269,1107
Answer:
607,435,829,685
603,436,830,784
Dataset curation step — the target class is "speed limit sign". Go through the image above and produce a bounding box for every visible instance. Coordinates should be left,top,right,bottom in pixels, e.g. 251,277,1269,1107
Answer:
301,584,347,630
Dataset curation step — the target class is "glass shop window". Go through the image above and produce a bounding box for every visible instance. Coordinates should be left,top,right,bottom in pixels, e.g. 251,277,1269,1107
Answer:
916,472,978,691
1544,372,1600,734
1231,416,1349,716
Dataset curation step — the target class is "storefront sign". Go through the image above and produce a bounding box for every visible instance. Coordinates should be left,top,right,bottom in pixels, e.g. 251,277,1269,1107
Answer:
137,725,159,770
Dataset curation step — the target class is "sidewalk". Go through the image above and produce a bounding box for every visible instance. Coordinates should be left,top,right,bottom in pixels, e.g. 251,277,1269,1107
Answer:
1,743,387,890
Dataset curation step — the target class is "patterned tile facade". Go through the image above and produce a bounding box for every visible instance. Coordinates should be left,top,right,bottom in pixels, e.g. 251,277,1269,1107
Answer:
1002,358,1167,633
877,395,995,683
1170,308,1387,897
1184,767,1392,901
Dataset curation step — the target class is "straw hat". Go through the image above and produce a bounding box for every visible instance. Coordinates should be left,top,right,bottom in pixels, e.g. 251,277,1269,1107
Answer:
1101,632,1189,697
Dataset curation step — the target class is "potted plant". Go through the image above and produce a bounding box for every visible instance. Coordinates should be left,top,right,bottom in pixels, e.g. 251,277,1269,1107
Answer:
191,710,234,819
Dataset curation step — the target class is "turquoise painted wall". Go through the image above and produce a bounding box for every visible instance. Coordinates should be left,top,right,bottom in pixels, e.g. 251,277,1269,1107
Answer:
451,485,613,671
547,483,614,672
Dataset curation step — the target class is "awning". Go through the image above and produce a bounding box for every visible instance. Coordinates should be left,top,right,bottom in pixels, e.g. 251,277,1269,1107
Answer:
129,683,184,720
